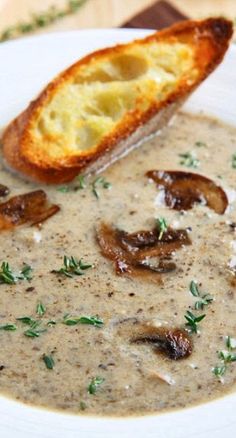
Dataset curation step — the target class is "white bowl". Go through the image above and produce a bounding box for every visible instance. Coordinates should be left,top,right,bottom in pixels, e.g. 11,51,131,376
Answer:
0,29,235,438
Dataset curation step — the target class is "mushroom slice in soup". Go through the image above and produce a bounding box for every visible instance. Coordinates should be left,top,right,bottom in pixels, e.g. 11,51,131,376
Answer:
131,325,192,360
0,190,60,230
96,222,191,276
146,170,228,214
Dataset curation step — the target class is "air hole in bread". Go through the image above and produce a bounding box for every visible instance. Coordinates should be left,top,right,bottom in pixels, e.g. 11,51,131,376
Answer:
110,54,148,80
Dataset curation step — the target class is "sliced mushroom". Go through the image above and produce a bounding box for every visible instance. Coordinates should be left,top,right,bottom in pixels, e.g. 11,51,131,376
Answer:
131,326,192,360
96,222,191,277
0,190,60,230
146,170,228,214
0,184,9,197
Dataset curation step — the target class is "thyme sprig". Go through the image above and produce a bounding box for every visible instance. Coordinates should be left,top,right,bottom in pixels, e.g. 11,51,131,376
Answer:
0,0,88,43
189,280,213,310
54,255,93,278
0,262,32,284
184,310,206,334
63,314,104,327
92,177,112,199
213,336,236,377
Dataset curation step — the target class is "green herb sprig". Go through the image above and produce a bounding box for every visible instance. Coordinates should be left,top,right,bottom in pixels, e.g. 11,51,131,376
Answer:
42,354,55,370
179,152,200,168
184,310,206,334
0,323,17,331
0,262,32,284
92,177,112,199
156,217,168,240
63,315,104,327
213,336,236,377
36,302,46,316
88,376,105,395
54,255,93,278
0,0,88,43
189,280,213,310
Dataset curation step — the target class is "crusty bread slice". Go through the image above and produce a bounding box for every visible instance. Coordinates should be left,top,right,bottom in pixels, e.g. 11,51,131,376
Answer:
2,18,233,184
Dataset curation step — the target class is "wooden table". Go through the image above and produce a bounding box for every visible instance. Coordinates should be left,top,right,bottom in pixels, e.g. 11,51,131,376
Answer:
0,0,235,40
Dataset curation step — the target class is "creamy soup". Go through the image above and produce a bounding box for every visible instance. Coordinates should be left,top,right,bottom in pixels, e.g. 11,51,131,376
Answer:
0,112,236,416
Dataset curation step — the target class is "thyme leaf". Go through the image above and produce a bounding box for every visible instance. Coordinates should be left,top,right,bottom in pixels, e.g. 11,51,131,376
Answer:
24,328,47,338
42,354,55,370
88,376,105,394
156,217,168,240
0,323,17,331
189,280,200,297
36,302,46,316
92,177,111,199
179,152,200,168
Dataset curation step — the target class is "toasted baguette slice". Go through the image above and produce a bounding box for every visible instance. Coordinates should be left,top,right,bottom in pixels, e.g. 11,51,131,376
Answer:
2,18,233,184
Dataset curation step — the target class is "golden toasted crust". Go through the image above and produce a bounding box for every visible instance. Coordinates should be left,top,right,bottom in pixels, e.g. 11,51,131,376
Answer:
2,17,233,184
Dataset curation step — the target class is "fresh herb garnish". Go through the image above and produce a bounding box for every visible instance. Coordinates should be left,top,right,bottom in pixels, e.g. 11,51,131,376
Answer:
42,354,55,370
0,0,88,43
47,320,57,326
156,217,168,240
54,255,93,278
63,315,104,327
195,295,213,310
0,323,17,331
36,302,46,316
213,336,236,378
0,262,33,284
232,153,236,169
24,328,47,338
184,310,206,333
57,186,70,193
92,177,111,199
195,141,207,147
88,376,105,394
226,336,236,350
76,175,86,190
212,365,226,377
189,281,213,310
189,280,200,297
179,152,200,168
17,316,38,327
218,350,236,362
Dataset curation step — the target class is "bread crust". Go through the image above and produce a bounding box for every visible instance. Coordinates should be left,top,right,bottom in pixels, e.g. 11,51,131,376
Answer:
2,17,233,184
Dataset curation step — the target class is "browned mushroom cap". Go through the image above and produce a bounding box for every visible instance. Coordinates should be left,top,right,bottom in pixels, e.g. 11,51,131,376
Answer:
0,184,9,197
146,170,228,214
96,222,191,276
131,326,192,360
0,190,60,230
